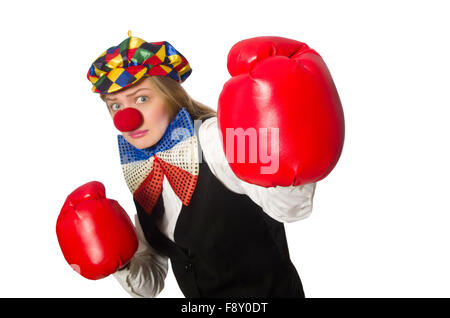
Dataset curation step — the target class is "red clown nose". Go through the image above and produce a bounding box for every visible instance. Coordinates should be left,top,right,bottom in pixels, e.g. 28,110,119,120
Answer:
113,108,143,132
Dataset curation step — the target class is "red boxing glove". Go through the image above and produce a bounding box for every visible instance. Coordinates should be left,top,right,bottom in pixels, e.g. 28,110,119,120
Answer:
218,36,345,187
56,181,138,280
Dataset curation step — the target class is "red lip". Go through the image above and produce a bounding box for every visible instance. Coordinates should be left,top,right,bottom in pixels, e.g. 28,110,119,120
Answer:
129,129,148,138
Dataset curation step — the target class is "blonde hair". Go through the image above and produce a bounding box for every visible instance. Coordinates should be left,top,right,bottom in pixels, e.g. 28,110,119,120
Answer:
100,75,217,121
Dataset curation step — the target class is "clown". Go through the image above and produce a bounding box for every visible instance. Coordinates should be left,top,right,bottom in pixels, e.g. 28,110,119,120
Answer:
56,31,344,297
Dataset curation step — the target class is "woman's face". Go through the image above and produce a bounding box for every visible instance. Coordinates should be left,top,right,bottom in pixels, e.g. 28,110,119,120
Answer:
104,77,171,149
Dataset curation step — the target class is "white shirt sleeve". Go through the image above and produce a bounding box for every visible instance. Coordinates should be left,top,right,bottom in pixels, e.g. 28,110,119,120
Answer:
198,116,317,223
113,214,168,298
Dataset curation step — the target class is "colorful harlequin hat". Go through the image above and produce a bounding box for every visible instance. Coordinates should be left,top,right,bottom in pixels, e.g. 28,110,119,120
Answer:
87,31,192,94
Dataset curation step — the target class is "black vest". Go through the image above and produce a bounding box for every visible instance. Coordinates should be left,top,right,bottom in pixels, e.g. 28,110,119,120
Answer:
135,117,304,298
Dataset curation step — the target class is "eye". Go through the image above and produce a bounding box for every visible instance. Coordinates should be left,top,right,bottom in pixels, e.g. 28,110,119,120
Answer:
110,103,121,111
136,96,148,104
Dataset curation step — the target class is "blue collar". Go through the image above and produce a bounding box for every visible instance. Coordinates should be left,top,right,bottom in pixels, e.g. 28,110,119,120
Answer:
117,107,196,165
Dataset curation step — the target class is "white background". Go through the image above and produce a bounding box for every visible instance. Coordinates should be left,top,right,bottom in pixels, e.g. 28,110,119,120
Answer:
0,0,449,297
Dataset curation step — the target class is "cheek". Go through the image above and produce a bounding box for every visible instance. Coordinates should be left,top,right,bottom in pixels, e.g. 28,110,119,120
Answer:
144,105,170,128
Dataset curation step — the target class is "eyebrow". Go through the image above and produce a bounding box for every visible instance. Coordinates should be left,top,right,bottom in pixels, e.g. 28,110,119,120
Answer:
105,88,152,101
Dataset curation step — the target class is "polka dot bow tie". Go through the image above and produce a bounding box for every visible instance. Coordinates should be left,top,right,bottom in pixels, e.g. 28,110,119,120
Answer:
118,107,199,215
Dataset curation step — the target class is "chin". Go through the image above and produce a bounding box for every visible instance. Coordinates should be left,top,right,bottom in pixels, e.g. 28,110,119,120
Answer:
130,138,157,150
123,131,160,149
